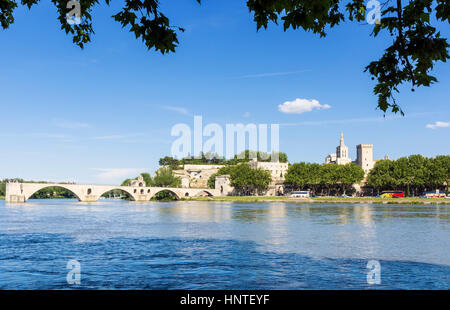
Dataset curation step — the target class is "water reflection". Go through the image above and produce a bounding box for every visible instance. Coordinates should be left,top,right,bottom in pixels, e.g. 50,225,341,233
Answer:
1,200,449,267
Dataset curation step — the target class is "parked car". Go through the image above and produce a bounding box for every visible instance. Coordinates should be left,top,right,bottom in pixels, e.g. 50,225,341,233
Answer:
289,191,310,198
339,194,350,198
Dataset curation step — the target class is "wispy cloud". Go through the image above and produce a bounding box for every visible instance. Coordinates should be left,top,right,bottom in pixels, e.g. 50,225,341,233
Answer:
92,168,145,184
278,98,331,115
53,119,90,129
29,132,71,139
243,112,250,118
0,132,72,139
279,112,429,127
235,70,310,79
92,133,144,140
280,117,385,127
93,135,128,140
426,121,450,129
160,105,190,115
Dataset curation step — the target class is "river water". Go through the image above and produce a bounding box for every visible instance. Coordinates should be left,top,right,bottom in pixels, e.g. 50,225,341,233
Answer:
0,199,448,289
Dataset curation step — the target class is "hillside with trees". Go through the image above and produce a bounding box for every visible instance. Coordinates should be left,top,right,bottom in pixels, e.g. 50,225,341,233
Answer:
159,151,288,169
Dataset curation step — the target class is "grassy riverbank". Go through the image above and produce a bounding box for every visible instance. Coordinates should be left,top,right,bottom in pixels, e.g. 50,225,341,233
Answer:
181,196,450,204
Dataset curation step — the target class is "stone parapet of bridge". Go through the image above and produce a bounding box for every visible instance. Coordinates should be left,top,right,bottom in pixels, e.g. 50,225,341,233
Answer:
5,182,219,203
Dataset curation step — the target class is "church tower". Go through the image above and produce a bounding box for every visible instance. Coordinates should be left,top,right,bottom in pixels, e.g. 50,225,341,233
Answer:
356,144,374,175
336,132,351,165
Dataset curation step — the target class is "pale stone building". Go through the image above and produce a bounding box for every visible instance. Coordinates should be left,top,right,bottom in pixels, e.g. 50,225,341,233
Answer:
249,158,288,196
214,175,233,196
324,132,386,178
130,175,146,187
214,159,288,196
356,144,375,175
172,164,225,188
325,132,352,165
248,158,289,179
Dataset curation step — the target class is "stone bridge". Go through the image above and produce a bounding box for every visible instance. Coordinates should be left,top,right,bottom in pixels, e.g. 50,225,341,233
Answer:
5,181,219,203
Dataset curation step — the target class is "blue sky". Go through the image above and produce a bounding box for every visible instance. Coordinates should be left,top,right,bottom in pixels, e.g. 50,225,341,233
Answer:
0,1,449,184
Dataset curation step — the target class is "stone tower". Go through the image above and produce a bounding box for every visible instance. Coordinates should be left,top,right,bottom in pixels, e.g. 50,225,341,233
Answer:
356,144,374,175
336,132,351,165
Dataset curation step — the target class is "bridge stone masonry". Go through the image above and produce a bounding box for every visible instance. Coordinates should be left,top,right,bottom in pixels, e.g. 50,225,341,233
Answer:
5,181,219,203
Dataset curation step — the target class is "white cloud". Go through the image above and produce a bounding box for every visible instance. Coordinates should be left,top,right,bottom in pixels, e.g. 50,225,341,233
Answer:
426,121,450,129
93,135,128,140
92,133,143,140
161,105,190,115
92,168,145,184
243,112,250,118
278,98,331,115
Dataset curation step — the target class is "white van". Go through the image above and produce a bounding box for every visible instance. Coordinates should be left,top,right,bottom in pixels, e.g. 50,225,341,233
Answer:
289,191,310,198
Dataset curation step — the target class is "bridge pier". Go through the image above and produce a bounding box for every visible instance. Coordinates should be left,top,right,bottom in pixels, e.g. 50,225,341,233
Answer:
5,182,26,203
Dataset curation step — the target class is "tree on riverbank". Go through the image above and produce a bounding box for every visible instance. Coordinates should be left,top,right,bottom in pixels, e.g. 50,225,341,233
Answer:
159,150,288,170
152,167,181,187
367,155,450,196
207,164,272,195
123,169,181,188
284,163,365,196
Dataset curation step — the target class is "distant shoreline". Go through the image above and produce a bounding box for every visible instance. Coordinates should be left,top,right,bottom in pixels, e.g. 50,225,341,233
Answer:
2,196,449,204
181,196,450,204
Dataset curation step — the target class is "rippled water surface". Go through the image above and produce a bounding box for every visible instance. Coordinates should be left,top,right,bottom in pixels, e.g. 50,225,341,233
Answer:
0,199,448,289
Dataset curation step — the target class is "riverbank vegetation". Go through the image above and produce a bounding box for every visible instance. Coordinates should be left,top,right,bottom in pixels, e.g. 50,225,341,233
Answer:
159,151,288,169
208,163,272,195
367,155,450,196
182,196,450,204
283,163,365,196
121,168,181,188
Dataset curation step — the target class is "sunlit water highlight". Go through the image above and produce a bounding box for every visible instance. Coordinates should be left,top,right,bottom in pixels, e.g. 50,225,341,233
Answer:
0,199,448,289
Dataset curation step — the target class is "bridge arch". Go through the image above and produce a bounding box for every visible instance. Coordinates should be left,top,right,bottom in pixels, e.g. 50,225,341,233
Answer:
151,189,181,200
194,190,214,197
97,188,137,201
25,185,83,201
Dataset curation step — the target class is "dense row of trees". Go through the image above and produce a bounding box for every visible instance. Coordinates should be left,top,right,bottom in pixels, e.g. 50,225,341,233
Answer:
159,151,288,169
208,163,272,196
367,155,450,196
283,163,365,196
